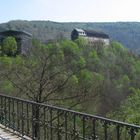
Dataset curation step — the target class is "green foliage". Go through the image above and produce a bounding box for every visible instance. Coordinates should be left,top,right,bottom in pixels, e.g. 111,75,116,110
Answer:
109,88,140,125
89,50,100,64
116,75,130,89
1,80,15,93
111,41,124,51
76,56,86,68
0,55,13,68
2,36,17,56
74,37,88,47
79,70,93,82
1,37,140,119
89,50,98,58
60,39,80,55
93,72,104,82
69,75,79,84
123,88,140,124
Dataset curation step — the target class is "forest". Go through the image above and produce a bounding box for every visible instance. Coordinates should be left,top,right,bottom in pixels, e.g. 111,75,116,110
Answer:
1,20,140,54
0,35,140,126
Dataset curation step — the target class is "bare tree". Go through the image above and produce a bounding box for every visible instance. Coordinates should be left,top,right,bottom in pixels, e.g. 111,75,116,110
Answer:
2,40,96,105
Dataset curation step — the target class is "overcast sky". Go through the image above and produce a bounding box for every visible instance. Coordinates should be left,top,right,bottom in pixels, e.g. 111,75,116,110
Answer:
0,0,140,23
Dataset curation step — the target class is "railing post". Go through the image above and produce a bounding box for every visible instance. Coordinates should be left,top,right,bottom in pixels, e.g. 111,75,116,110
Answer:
32,103,40,140
50,108,53,140
65,112,68,140
0,97,4,123
104,121,108,140
83,116,85,139
116,125,120,140
21,101,25,136
92,119,97,140
129,128,136,140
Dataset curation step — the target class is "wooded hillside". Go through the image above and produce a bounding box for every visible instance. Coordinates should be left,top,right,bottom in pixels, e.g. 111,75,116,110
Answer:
0,20,140,54
1,38,140,123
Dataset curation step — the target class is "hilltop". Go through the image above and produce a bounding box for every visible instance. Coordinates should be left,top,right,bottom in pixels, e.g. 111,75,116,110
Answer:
0,20,140,54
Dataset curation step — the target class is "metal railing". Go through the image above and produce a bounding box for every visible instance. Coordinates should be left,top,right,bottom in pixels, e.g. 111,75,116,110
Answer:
0,93,140,140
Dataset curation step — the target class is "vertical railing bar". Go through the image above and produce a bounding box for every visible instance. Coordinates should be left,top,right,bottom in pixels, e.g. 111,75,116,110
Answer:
92,119,96,140
17,100,20,131
38,105,40,140
32,103,35,140
46,108,49,140
1,96,4,124
65,112,68,140
73,114,76,130
46,107,51,140
4,97,7,127
83,116,85,139
21,101,24,136
130,128,136,140
117,125,120,140
44,107,46,140
73,114,76,138
26,102,29,136
12,98,15,131
0,97,4,124
8,98,11,128
57,110,60,140
50,108,53,140
104,121,108,140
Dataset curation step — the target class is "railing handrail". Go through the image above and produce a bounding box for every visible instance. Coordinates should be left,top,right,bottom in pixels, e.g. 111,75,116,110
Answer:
0,93,140,130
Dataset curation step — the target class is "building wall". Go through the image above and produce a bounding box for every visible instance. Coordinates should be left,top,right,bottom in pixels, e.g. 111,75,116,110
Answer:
84,36,110,46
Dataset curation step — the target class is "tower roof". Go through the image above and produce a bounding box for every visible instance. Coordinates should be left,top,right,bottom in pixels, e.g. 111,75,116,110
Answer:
0,30,32,37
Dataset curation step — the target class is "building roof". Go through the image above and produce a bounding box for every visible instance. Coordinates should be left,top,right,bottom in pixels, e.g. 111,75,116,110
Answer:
73,28,109,39
0,30,32,37
74,28,85,33
84,30,109,38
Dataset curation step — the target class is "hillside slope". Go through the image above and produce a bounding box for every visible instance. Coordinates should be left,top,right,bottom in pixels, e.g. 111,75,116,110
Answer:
0,20,140,54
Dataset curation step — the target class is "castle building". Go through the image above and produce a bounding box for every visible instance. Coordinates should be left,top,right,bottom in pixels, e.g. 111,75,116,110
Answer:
0,30,32,54
71,28,110,45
